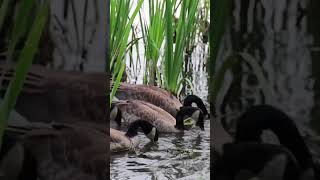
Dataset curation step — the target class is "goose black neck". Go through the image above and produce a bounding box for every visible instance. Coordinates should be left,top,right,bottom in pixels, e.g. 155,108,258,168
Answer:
125,120,154,138
235,105,313,170
184,95,208,117
175,106,204,130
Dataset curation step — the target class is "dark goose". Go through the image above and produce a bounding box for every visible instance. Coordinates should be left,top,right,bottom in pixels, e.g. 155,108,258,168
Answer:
213,105,316,180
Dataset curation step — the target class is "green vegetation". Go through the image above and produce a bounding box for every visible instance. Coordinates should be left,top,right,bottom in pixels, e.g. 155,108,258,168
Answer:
164,0,200,94
110,0,144,104
210,0,231,113
110,0,208,97
143,0,165,86
0,0,49,150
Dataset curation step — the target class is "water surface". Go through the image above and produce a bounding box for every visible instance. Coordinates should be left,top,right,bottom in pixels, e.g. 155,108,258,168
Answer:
110,120,210,180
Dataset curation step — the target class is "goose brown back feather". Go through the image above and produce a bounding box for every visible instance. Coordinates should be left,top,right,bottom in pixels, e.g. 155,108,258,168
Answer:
115,83,182,116
4,122,107,180
0,64,107,125
110,128,134,152
113,100,177,132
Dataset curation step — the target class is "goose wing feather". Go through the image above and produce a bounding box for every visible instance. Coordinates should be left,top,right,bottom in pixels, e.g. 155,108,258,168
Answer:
110,128,136,152
10,123,108,180
115,100,177,132
0,64,106,124
116,83,181,116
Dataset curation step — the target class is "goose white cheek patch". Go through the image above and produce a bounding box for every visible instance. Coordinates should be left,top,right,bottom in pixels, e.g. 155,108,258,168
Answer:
191,110,200,121
110,106,118,121
147,127,156,141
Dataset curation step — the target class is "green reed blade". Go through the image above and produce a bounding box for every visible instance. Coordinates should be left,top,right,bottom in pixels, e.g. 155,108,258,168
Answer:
110,0,144,105
0,0,49,150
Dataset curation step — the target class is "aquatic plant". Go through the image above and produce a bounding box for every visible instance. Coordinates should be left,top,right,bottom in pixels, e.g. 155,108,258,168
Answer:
209,0,232,110
111,0,205,96
128,27,142,82
110,0,144,104
143,0,166,86
164,0,199,95
198,0,209,43
0,0,49,150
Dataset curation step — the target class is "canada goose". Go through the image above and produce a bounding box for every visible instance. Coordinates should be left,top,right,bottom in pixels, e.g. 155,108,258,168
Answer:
0,63,106,124
111,100,204,132
213,105,316,180
0,122,107,180
113,82,209,118
110,119,159,152
214,142,302,180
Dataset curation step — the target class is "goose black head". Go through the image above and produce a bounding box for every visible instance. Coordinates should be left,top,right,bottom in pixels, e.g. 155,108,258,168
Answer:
175,106,204,130
110,103,122,126
234,105,315,178
125,120,159,142
183,94,209,118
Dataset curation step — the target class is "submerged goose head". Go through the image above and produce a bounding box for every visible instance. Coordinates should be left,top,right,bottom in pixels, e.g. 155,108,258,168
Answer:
183,94,209,118
175,106,204,130
125,119,159,142
111,120,158,152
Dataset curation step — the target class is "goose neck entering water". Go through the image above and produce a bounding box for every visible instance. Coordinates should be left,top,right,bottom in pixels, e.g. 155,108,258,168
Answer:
125,120,159,142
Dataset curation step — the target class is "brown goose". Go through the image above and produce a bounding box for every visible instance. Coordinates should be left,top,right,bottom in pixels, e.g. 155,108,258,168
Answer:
110,120,158,152
0,122,107,180
0,63,106,124
113,82,209,118
111,100,204,132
